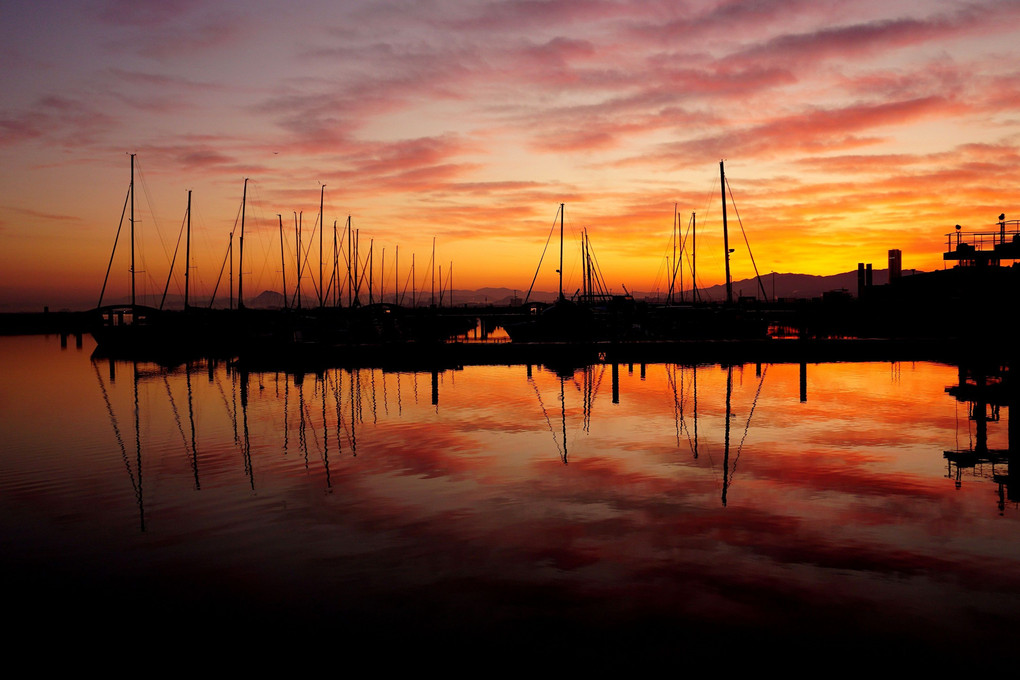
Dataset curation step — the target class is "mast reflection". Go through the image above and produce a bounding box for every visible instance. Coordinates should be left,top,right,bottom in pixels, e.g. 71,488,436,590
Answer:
92,352,788,525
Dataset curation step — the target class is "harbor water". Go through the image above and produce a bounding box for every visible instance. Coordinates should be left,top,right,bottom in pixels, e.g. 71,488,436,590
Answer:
1,334,1017,668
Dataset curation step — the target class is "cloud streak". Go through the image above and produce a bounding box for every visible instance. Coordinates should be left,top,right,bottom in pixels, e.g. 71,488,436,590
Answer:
3,1,1020,308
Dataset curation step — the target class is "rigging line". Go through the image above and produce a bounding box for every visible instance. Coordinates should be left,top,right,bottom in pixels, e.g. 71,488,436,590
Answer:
650,257,668,300
247,182,275,294
417,246,434,305
357,242,374,302
135,160,175,275
580,363,606,434
300,385,326,460
701,167,720,215
657,205,677,289
145,270,162,306
675,365,698,456
98,186,131,308
208,200,243,308
666,364,681,447
679,366,694,447
162,374,190,456
212,371,237,442
586,239,611,297
190,205,215,304
673,213,692,287
400,263,414,306
159,205,189,310
324,266,337,304
680,367,693,435
733,365,768,479
524,206,560,304
93,360,138,497
529,376,563,459
569,370,588,433
299,222,320,300
327,371,354,450
208,236,232,308
329,370,344,456
588,362,607,408
666,208,687,301
328,369,352,448
680,213,707,302
725,177,769,302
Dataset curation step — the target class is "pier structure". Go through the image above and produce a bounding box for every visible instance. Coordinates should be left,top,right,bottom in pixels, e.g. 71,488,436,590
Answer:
944,215,1020,266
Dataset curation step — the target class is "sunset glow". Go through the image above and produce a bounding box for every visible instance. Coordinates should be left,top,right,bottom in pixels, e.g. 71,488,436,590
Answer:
3,0,1019,311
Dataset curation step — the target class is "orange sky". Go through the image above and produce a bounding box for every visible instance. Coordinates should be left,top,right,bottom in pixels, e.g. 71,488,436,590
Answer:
3,1,1020,311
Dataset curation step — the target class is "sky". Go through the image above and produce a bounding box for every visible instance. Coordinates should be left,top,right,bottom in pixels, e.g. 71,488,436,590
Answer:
2,0,1020,311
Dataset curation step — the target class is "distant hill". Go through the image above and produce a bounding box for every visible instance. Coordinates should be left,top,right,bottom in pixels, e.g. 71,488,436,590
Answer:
676,269,893,302
88,268,913,312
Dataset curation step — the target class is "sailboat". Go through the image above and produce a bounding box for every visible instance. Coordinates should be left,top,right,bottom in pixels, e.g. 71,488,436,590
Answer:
91,157,234,360
90,154,169,357
505,204,642,344
646,161,769,340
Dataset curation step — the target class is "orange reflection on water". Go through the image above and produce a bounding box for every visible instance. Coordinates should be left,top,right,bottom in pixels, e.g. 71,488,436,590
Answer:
2,336,1019,661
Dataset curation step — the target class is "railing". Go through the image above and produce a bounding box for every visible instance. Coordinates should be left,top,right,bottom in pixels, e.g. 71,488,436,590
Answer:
945,219,1020,253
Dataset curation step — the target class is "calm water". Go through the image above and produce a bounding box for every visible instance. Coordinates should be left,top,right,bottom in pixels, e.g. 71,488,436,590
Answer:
2,334,1017,667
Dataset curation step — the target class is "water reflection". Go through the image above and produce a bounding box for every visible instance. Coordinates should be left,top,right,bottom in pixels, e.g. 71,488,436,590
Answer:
944,361,1018,513
86,351,1020,528
2,335,1019,667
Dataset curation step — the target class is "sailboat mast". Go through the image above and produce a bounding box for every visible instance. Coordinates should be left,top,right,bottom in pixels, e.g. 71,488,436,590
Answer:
720,161,732,305
677,211,684,304
559,203,565,302
431,236,436,307
278,214,287,310
238,178,248,310
581,230,587,301
347,216,353,308
229,234,233,310
692,212,697,303
354,229,360,305
184,190,192,310
295,212,302,310
670,205,677,304
587,232,595,300
130,153,136,308
586,230,593,302
319,185,325,308
333,220,338,308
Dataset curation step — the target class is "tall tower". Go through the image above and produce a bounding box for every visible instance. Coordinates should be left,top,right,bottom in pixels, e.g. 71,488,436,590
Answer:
888,249,902,281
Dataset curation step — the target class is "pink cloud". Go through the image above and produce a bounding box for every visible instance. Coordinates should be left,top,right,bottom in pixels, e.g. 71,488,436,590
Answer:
727,3,1019,68
450,0,632,33
96,0,245,58
661,95,968,160
0,95,118,148
96,0,205,28
4,207,83,223
625,0,839,45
